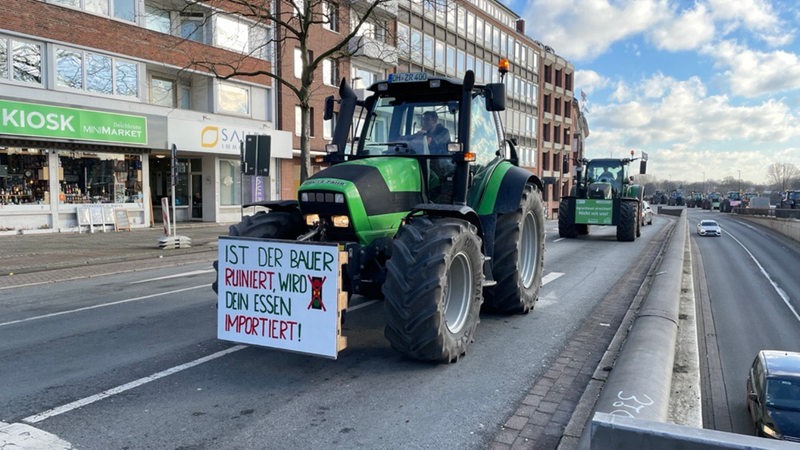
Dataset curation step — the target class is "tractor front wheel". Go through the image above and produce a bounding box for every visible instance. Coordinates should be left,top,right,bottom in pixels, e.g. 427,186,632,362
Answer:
213,210,305,293
484,184,545,314
383,217,484,363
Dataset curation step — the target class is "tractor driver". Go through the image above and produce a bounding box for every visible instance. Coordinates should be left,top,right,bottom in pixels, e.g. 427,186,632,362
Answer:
411,111,451,154
598,166,616,183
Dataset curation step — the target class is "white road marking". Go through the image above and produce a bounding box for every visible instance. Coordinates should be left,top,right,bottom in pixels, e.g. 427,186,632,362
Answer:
542,272,564,286
553,238,565,243
725,230,800,323
0,285,207,328
22,345,247,424
129,269,214,284
347,299,379,311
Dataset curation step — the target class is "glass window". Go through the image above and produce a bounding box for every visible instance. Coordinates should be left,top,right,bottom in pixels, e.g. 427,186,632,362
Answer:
180,13,205,43
86,53,113,94
58,151,143,204
435,41,444,68
113,0,135,21
150,76,175,107
322,1,339,32
217,82,249,115
294,48,303,79
216,15,248,52
456,50,465,75
51,0,79,6
397,24,409,55
446,46,455,76
144,4,170,33
56,47,83,90
423,35,433,67
8,39,42,85
476,18,484,46
294,106,302,136
466,12,475,38
322,59,338,86
323,112,335,140
0,40,6,79
85,0,108,15
219,159,241,206
410,30,422,62
115,60,138,97
0,148,49,205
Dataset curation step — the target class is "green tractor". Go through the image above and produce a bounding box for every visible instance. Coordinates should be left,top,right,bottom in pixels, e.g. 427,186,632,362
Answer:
558,156,646,242
217,68,545,363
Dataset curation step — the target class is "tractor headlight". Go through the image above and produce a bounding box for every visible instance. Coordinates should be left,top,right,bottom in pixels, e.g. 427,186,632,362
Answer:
301,192,309,202
331,215,350,228
335,193,344,203
305,214,320,226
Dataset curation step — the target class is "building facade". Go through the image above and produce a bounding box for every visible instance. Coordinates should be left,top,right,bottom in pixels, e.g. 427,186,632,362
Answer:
0,0,291,232
0,0,580,233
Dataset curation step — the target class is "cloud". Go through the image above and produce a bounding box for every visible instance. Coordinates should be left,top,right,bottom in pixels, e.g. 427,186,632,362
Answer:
647,3,716,51
584,74,800,182
520,0,671,61
705,40,800,97
574,69,608,94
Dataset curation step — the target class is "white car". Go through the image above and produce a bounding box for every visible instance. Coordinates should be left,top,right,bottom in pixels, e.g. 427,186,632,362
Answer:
696,219,722,237
642,201,654,226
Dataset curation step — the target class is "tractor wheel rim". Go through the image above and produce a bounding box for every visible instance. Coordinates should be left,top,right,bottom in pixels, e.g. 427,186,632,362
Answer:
444,251,472,334
519,211,538,289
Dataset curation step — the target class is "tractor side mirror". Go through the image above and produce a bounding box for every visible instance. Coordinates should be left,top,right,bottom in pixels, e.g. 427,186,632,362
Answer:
485,83,506,111
640,160,647,174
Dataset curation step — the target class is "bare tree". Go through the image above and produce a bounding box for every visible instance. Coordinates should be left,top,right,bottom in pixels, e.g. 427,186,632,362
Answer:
767,162,799,193
184,0,395,182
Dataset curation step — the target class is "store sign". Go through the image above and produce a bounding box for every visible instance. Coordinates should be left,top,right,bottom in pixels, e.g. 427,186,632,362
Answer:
168,118,292,158
0,100,147,145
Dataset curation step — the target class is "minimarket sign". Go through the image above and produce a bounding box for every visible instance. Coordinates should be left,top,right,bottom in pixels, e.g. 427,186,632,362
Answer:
0,99,147,145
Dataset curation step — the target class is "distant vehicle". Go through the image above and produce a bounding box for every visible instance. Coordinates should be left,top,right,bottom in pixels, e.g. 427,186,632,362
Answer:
641,200,653,226
721,191,742,213
696,219,721,237
782,191,800,209
746,350,800,441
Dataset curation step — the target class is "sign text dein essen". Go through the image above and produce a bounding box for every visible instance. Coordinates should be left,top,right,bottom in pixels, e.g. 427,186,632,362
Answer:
217,237,341,358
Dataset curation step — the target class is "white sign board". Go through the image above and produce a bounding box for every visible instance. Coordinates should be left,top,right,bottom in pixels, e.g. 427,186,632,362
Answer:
216,236,346,359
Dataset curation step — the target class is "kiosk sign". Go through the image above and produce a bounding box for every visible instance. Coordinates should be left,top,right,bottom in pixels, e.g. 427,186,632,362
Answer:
216,236,346,359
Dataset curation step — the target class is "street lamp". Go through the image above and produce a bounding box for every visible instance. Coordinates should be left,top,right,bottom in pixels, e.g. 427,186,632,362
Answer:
738,169,742,193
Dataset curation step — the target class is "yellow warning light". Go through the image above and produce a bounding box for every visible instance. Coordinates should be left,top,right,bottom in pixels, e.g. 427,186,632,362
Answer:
498,59,510,75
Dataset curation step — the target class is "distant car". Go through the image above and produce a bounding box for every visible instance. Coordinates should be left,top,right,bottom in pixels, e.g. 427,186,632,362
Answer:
746,350,800,441
641,201,653,226
696,219,721,236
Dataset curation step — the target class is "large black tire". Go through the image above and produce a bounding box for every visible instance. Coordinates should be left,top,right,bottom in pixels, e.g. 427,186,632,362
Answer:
229,210,305,238
616,201,636,241
558,200,578,238
212,210,305,293
635,203,642,237
383,217,484,363
484,184,545,314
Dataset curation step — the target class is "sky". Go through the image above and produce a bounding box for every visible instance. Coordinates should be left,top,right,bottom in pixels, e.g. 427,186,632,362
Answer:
501,0,800,186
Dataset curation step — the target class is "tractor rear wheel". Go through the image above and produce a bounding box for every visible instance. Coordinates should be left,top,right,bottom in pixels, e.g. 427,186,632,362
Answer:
212,210,305,293
484,184,544,314
558,200,578,238
616,201,636,242
383,217,483,363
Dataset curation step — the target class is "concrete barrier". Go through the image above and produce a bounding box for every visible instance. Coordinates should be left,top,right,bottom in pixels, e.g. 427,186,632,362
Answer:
736,214,800,244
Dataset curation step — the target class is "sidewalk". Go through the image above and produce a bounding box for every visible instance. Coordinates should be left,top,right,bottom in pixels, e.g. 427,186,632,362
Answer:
0,223,233,289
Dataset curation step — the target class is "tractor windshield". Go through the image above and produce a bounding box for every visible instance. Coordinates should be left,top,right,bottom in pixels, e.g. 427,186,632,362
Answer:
587,161,624,184
360,97,459,156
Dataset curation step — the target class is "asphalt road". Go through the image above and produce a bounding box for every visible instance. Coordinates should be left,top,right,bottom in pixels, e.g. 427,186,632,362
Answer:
689,208,800,436
0,218,671,449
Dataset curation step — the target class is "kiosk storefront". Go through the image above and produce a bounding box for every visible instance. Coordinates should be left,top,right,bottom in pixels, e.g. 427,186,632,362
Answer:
0,99,155,232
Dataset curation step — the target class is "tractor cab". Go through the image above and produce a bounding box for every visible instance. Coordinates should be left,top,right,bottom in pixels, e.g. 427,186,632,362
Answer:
585,159,626,199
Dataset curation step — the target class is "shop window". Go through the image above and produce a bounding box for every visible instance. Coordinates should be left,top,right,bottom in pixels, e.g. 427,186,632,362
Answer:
0,148,49,205
219,159,241,206
58,151,143,204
